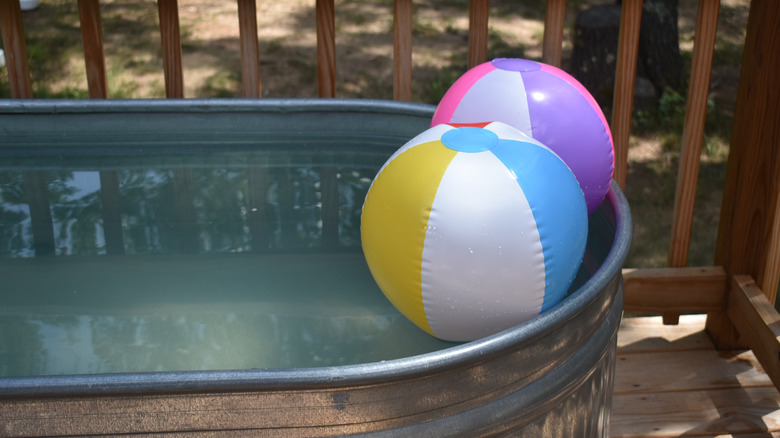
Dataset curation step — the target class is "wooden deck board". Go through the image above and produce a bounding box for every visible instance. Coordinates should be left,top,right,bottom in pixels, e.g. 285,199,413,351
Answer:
612,315,780,437
615,349,770,394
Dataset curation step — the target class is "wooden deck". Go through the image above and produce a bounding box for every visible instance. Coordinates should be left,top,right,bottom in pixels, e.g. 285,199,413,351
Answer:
613,315,780,437
2,0,780,435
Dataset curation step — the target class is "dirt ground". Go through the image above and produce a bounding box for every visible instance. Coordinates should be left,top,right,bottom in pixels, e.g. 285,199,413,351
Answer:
90,0,551,101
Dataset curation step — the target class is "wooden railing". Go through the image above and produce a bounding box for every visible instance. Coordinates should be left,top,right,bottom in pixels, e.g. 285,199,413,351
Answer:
1,0,779,389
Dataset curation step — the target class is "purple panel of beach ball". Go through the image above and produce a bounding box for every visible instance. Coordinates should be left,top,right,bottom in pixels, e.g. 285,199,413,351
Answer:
431,58,614,215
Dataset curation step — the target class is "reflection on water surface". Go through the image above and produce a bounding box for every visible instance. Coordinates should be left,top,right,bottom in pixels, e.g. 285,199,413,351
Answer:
0,148,459,377
0,160,376,256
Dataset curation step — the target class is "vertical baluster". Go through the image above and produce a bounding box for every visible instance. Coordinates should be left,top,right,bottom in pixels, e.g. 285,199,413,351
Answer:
467,0,490,69
158,0,195,253
667,1,720,267
238,0,262,98
158,0,184,98
78,0,108,99
78,0,126,255
237,0,267,252
664,0,720,325
541,0,566,68
316,0,336,97
610,0,642,189
393,0,413,101
0,0,32,98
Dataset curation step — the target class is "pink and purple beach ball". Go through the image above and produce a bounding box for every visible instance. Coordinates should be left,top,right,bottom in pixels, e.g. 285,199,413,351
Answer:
431,58,614,215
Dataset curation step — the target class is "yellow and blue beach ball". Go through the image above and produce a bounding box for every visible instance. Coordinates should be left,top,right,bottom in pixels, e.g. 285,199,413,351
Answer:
361,121,588,342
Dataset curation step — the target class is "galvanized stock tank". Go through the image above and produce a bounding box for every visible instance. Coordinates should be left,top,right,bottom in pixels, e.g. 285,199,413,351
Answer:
0,99,631,437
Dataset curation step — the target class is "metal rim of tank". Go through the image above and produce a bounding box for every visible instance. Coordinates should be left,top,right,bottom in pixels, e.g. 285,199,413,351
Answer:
0,99,633,399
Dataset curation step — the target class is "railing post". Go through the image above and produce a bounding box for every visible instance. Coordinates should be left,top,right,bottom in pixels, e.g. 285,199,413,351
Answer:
707,0,780,349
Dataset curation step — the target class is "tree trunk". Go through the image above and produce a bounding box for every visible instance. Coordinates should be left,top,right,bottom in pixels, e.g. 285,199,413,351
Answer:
570,0,684,110
638,0,684,93
570,4,622,108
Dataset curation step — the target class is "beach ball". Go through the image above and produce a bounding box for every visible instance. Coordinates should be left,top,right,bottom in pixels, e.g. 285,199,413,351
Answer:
361,121,588,342
431,58,614,215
